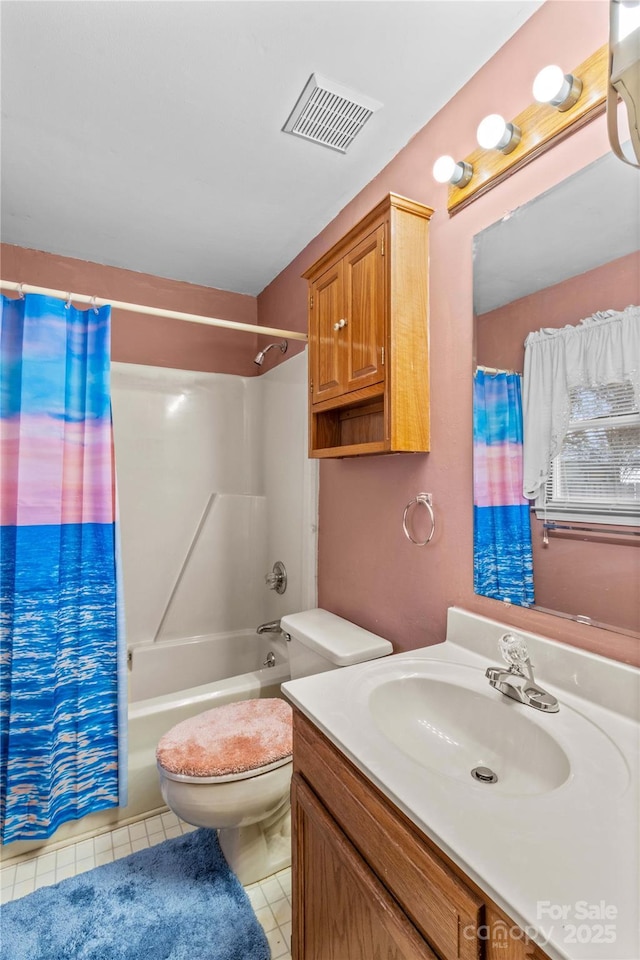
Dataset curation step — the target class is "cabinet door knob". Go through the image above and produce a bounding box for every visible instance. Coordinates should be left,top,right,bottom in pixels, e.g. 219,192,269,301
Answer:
333,318,347,331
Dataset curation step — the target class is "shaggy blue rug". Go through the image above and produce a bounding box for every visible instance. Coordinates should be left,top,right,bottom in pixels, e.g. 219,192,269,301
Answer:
0,828,270,960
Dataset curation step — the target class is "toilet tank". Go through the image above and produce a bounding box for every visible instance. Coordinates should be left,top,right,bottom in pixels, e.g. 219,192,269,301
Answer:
280,608,393,680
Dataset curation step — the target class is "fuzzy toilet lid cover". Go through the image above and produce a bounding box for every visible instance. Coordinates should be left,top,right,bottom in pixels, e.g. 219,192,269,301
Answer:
156,698,293,778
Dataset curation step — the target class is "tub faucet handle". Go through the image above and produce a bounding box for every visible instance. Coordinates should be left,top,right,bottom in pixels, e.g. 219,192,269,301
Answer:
265,561,287,594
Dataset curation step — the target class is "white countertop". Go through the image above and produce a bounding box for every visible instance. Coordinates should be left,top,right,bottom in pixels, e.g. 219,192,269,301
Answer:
282,608,640,960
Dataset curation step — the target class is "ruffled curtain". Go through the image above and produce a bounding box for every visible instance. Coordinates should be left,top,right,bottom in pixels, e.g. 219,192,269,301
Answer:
522,305,640,500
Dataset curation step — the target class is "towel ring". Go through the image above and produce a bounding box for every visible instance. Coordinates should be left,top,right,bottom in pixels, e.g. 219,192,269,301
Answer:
402,493,435,546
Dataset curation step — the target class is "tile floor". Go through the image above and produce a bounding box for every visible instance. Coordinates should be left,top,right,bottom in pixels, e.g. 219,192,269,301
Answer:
0,810,292,960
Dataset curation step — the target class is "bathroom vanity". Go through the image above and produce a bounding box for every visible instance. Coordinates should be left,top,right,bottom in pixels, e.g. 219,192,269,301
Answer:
282,608,639,960
292,709,549,960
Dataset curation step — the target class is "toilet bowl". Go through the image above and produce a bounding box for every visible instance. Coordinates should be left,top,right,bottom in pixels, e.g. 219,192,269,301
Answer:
156,608,393,884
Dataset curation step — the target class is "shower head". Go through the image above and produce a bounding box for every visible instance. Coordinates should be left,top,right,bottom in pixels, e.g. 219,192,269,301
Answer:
253,340,288,366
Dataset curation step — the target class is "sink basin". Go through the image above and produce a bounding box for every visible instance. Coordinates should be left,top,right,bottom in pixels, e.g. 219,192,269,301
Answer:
368,664,572,796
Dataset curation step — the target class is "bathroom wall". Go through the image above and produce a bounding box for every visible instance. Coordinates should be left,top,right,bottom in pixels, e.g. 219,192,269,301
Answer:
476,252,640,636
257,1,639,666
0,243,259,376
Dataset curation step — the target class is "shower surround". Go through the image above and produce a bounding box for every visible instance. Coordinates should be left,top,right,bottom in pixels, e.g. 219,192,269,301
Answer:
112,355,317,650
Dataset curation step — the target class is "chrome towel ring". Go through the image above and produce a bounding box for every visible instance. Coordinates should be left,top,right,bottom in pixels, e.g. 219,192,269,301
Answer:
402,493,435,546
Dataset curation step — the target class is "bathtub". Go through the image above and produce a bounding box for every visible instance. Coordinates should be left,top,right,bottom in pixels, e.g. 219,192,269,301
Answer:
127,629,291,819
3,629,290,862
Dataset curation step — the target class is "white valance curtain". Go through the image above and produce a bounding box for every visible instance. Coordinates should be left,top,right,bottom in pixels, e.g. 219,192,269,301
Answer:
522,305,640,500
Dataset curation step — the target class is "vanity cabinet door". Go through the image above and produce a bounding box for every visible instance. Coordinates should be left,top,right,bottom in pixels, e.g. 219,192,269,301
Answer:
293,710,482,960
292,773,438,960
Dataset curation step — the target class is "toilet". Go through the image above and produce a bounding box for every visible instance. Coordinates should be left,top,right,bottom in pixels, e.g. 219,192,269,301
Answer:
156,608,392,884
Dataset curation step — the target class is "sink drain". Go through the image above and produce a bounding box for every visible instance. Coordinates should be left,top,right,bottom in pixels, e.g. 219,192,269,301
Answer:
471,766,498,784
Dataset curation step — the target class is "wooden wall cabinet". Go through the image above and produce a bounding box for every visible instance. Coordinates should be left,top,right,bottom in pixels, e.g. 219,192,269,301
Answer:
303,193,433,458
292,709,551,960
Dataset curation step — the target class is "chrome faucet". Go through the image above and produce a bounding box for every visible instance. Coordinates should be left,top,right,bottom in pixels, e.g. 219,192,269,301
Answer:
256,619,282,635
486,633,559,713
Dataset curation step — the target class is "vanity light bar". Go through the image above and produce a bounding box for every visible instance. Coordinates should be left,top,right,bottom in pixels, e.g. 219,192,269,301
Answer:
435,45,608,213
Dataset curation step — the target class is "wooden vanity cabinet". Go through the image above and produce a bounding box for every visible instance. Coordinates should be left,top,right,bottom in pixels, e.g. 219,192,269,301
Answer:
291,709,551,960
303,193,433,458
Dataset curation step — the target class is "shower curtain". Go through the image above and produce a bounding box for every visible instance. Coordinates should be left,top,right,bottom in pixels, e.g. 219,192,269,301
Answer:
473,369,534,606
0,293,127,843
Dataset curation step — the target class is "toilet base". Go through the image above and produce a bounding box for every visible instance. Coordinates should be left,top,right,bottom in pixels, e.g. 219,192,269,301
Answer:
218,795,291,885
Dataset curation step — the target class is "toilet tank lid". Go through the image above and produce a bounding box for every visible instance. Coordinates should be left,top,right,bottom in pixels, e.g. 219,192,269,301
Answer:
280,608,392,665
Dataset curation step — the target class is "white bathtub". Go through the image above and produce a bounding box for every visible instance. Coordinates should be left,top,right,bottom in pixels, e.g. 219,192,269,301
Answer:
127,630,291,818
4,630,291,862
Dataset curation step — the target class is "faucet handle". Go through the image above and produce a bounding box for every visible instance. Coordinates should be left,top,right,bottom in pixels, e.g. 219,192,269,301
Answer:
498,633,530,670
265,561,287,595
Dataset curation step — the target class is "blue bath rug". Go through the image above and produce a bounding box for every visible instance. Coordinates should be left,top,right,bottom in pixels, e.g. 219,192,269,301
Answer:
0,828,270,960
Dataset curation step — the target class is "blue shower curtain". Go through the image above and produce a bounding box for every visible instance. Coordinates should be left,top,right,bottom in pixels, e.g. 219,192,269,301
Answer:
473,369,534,606
0,293,127,843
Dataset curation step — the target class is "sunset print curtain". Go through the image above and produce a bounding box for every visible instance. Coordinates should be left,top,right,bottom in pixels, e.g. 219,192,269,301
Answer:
473,369,534,607
0,293,127,843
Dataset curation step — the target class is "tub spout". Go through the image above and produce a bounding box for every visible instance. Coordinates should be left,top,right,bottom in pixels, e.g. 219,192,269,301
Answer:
257,619,282,635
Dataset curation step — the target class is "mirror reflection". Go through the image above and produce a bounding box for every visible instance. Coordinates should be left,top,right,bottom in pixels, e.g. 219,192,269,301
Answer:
473,151,640,637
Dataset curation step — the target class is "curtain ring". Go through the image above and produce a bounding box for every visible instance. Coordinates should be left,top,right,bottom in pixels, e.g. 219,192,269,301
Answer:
402,493,435,546
65,292,73,309
16,283,25,299
90,296,99,314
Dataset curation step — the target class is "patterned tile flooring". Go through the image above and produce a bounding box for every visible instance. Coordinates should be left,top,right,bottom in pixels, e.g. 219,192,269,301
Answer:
0,811,292,959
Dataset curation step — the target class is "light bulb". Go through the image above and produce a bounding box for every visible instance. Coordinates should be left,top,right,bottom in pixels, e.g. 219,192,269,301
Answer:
533,65,582,111
476,114,521,154
432,155,457,183
533,65,565,103
432,155,473,187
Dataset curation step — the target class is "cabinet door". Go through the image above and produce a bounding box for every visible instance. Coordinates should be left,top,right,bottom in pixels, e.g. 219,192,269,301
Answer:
310,260,344,405
292,774,438,960
343,224,386,395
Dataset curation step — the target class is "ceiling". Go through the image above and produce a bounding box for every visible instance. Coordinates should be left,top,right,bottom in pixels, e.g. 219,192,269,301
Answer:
1,1,541,297
473,149,640,316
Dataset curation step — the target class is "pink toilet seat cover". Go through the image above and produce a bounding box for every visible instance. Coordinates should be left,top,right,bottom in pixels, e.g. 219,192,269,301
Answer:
156,698,293,778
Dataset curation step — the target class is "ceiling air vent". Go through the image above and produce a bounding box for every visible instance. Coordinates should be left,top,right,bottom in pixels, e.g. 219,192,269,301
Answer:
283,74,382,154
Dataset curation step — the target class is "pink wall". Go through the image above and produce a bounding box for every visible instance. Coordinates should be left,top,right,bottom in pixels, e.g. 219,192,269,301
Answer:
476,251,640,370
0,244,260,377
258,1,639,666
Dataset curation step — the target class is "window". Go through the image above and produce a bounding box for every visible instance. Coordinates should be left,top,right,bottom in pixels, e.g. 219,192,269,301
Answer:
536,380,640,525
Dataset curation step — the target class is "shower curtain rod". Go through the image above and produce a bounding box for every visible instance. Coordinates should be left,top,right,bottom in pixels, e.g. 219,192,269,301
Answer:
0,280,308,342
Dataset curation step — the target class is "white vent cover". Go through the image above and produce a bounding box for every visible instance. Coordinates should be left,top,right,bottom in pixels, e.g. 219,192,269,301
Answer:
283,74,382,153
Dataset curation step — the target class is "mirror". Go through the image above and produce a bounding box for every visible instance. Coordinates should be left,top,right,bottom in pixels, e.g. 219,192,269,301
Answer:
473,151,640,638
